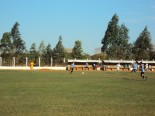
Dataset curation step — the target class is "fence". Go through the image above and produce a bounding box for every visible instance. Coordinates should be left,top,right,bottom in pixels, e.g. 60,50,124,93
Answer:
0,57,66,67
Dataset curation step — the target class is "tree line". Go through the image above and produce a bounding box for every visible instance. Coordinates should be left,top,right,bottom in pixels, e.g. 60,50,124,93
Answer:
0,22,86,66
0,14,155,66
101,14,155,60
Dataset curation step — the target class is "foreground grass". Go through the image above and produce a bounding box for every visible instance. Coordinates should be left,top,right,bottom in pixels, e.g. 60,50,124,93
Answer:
0,70,155,116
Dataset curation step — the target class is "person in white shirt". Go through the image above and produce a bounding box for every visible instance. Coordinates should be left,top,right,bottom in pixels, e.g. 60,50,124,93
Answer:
116,63,121,72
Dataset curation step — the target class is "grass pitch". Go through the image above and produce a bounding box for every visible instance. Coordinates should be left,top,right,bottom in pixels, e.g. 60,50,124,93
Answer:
0,70,155,116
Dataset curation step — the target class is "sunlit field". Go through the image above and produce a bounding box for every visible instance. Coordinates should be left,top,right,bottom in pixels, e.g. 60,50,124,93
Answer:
0,70,155,116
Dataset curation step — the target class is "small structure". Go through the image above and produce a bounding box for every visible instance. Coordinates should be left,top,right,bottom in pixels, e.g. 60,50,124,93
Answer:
67,59,101,71
67,59,155,71
102,60,134,71
102,60,155,71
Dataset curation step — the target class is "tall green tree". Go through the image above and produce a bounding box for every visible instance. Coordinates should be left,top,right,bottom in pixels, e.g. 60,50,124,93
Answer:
0,32,12,55
29,43,38,64
72,40,83,59
0,32,13,66
115,23,132,59
10,22,26,65
101,14,119,54
44,43,53,65
38,41,46,56
38,41,46,66
101,14,132,59
133,26,153,60
53,36,65,65
10,22,25,55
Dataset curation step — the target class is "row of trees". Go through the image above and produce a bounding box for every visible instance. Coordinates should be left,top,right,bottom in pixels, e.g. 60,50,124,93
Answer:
0,22,88,66
101,14,154,60
0,14,155,66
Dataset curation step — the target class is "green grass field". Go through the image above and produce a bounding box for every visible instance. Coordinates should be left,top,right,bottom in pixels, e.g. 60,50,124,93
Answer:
0,70,155,116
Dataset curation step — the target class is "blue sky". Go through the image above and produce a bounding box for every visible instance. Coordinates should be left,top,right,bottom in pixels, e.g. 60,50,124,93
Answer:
0,0,155,55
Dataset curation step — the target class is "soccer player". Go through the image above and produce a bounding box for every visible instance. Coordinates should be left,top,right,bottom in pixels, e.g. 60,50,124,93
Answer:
30,61,34,70
93,63,96,70
85,62,89,70
140,62,147,80
130,62,137,75
116,63,121,72
70,62,75,74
